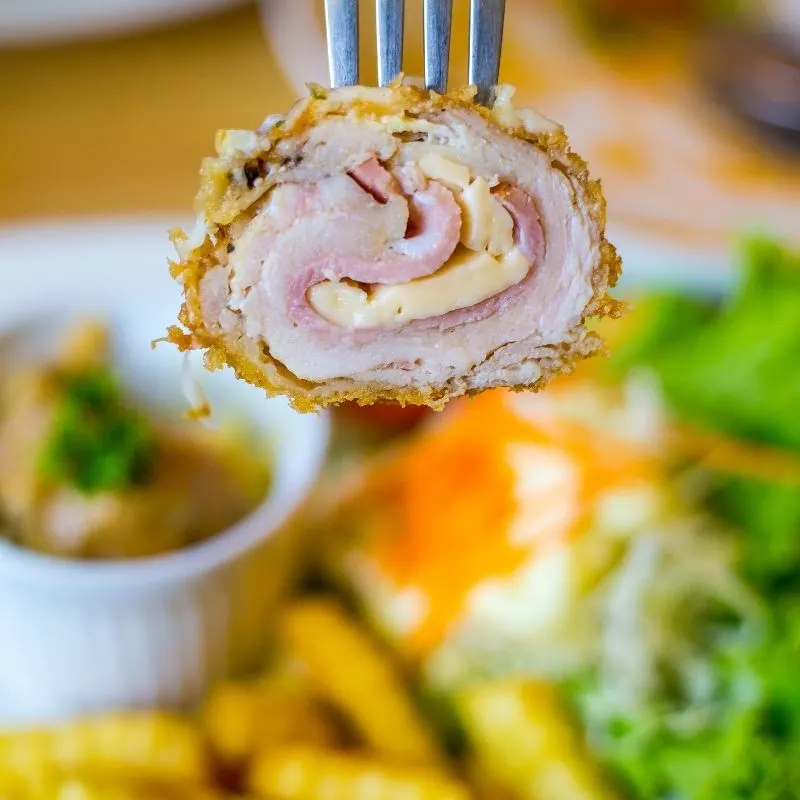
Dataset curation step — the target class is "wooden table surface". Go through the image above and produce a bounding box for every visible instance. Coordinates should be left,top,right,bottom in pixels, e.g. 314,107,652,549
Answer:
2,0,799,254
0,3,295,221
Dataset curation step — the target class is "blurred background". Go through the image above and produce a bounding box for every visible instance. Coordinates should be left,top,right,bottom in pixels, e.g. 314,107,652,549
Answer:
3,0,800,265
1,2,800,799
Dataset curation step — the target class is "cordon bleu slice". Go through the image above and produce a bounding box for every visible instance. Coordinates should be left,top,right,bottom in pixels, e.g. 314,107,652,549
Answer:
166,84,623,411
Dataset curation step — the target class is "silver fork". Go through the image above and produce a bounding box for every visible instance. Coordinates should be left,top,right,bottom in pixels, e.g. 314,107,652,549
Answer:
324,0,506,106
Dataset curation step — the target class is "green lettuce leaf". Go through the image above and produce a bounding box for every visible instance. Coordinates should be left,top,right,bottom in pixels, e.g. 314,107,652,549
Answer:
612,238,800,450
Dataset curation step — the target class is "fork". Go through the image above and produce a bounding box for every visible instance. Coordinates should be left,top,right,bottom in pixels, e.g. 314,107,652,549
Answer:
324,0,506,106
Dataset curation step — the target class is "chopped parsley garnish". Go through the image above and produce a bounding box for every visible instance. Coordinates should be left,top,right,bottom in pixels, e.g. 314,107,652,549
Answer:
38,369,156,494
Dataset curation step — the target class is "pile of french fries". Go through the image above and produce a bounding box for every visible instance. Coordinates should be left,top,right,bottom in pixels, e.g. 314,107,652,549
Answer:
0,598,614,800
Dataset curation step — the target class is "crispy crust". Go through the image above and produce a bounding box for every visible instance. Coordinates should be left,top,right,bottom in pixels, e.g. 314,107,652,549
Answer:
167,84,623,412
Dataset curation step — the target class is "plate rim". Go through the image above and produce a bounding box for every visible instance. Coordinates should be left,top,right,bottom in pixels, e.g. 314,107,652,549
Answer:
0,0,247,47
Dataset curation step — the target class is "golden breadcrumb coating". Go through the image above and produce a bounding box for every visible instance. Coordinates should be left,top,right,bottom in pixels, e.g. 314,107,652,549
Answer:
166,83,623,412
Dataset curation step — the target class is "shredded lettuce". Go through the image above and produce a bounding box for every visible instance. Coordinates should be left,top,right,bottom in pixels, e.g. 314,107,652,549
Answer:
570,624,800,799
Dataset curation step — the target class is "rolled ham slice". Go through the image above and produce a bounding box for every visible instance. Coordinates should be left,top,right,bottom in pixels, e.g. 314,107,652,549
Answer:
167,84,622,411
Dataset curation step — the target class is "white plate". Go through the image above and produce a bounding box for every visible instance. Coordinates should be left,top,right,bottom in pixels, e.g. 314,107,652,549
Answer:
0,0,245,46
0,213,724,726
0,216,185,324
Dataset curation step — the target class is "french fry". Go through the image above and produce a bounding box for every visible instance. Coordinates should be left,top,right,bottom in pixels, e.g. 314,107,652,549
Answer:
53,777,221,800
249,746,471,800
0,712,208,788
0,774,228,800
463,759,519,800
456,681,616,800
0,765,56,799
280,599,441,765
202,679,342,769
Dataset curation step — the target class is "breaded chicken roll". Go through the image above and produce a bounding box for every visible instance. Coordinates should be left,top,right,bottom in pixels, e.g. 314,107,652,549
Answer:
167,84,622,411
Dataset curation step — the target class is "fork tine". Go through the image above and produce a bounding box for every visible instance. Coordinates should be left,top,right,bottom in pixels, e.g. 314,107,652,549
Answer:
423,0,453,94
376,0,404,86
325,0,359,88
469,0,506,106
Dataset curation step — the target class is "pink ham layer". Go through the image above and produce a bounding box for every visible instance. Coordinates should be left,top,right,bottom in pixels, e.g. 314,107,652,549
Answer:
339,157,463,283
282,157,545,336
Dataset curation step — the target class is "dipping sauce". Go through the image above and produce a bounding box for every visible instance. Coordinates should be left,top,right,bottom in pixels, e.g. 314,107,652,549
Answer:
0,321,270,560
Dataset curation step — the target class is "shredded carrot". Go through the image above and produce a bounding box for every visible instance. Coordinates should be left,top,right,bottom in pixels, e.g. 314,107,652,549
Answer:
363,391,657,654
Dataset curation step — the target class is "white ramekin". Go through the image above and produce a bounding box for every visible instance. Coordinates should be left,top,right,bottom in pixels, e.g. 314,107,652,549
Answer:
0,400,328,726
0,219,330,726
